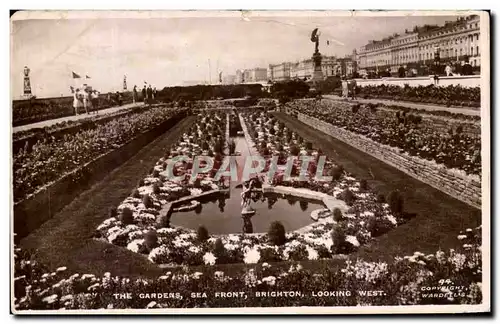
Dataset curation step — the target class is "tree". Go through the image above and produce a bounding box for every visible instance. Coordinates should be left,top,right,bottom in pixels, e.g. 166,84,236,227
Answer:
197,226,209,242
268,221,286,246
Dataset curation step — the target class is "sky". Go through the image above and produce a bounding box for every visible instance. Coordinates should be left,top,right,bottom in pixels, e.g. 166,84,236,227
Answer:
11,12,462,98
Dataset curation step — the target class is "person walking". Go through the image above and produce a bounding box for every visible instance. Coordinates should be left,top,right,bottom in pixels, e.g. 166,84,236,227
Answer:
91,90,100,114
70,86,83,115
82,87,91,114
133,85,138,103
142,85,147,103
147,85,153,105
349,79,357,100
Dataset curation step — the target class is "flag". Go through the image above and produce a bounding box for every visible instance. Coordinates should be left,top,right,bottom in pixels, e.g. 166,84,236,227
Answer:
85,75,91,79
219,72,222,83
72,72,81,79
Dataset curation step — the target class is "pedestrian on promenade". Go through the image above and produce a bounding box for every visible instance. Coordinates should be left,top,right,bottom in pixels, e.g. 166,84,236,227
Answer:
82,87,91,114
133,85,138,103
70,86,83,115
341,79,349,99
91,90,100,114
349,79,357,100
445,64,452,76
147,85,153,105
142,85,147,103
116,91,122,106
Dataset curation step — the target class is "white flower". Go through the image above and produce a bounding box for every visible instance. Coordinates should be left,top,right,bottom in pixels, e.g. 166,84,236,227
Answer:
262,276,277,286
56,267,67,272
203,252,217,265
385,215,398,225
457,235,467,240
148,246,170,263
262,262,271,269
306,246,319,260
127,239,144,253
42,294,58,304
192,272,203,279
345,235,360,247
147,301,157,308
188,246,200,254
244,247,261,264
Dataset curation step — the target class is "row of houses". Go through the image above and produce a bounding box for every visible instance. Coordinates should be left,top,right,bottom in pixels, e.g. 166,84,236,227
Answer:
356,14,481,73
222,55,357,85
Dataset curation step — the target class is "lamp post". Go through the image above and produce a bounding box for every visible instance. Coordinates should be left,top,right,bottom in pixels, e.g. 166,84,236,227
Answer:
23,66,32,98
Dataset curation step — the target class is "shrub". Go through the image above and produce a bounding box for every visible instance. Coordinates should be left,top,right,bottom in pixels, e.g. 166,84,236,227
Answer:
376,193,386,203
315,245,331,258
305,142,313,150
352,104,360,113
144,230,158,251
289,145,300,156
329,166,343,181
268,221,286,246
197,226,209,242
131,188,141,199
109,207,117,218
359,179,368,191
366,217,393,237
288,245,309,261
213,238,227,263
152,183,161,195
331,226,347,254
142,194,153,208
152,169,160,178
340,189,356,206
120,207,134,225
137,179,145,187
259,247,281,263
333,208,343,222
387,190,404,215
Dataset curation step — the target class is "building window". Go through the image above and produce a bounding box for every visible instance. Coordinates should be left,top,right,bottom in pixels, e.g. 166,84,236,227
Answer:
471,46,473,55
476,46,479,55
476,34,479,41
475,23,478,28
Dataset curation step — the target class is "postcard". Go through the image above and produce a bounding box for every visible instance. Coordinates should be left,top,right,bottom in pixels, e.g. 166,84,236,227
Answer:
10,9,490,315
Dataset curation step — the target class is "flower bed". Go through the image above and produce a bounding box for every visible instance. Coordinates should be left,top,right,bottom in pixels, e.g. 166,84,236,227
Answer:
13,106,186,202
94,110,407,267
13,226,482,310
288,99,481,176
357,84,480,108
94,111,231,261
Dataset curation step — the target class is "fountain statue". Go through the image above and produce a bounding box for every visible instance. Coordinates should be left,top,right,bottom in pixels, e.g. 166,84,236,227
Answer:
241,179,256,216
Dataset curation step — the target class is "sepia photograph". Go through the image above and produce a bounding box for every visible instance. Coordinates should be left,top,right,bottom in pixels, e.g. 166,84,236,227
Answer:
10,10,490,314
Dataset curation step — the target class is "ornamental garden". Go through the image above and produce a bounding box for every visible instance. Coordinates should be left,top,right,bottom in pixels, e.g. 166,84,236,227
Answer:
13,94,483,310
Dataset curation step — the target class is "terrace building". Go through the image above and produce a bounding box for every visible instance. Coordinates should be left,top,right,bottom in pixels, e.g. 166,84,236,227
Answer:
357,14,481,73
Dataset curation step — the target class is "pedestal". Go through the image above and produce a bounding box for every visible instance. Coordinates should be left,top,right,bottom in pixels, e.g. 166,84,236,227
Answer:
311,52,324,84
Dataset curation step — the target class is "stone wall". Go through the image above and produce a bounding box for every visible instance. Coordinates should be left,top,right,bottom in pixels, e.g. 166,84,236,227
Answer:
354,75,480,88
296,113,481,209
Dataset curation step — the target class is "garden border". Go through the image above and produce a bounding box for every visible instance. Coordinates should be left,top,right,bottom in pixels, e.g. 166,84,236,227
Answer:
14,111,188,241
294,112,481,209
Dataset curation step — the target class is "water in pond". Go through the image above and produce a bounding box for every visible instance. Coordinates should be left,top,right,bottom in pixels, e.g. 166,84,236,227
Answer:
170,117,321,234
170,189,322,234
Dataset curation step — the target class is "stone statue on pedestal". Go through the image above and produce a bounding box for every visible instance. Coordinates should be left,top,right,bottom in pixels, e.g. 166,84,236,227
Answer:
310,28,324,83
